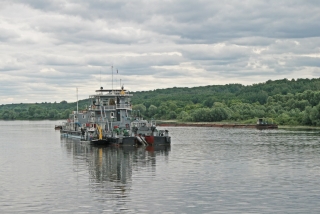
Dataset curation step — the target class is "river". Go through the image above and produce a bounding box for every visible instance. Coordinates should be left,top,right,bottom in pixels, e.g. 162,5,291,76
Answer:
1,120,320,213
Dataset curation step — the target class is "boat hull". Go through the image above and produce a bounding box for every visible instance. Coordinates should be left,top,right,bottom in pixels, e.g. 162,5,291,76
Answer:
61,132,171,147
90,139,109,145
61,131,82,139
255,124,278,129
106,136,171,146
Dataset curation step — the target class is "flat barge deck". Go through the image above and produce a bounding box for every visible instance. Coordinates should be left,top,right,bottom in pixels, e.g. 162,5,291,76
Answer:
158,123,278,129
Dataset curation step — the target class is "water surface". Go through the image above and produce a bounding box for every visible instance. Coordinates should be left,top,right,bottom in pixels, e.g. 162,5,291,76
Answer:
1,120,320,213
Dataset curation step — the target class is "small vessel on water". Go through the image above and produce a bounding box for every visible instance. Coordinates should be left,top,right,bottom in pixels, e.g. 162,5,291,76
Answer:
255,118,278,129
60,86,171,146
54,125,62,130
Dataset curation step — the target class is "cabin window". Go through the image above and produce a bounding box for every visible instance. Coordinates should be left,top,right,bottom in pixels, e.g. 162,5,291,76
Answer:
82,115,85,119
110,112,114,117
109,99,115,105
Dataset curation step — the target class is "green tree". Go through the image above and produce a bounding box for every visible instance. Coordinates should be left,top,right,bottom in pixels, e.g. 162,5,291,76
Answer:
148,105,158,118
132,104,147,117
168,111,177,119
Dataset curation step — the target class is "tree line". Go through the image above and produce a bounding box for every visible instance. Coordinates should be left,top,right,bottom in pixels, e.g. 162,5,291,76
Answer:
132,78,320,126
2,78,320,126
0,100,88,120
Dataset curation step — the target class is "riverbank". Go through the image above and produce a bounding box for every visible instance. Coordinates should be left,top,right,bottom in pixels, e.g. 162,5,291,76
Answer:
156,120,320,130
278,125,320,130
157,120,277,129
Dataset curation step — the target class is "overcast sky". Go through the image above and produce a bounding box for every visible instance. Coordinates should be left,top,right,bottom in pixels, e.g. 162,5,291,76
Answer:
1,0,320,104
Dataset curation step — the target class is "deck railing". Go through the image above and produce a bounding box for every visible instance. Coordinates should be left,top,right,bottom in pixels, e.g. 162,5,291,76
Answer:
116,104,132,109
89,104,132,111
102,104,132,110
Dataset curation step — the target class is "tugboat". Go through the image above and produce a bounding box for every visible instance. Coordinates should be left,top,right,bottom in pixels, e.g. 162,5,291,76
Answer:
60,86,171,146
256,118,278,129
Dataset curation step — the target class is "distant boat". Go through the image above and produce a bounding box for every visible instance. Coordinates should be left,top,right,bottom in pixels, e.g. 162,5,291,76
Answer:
60,86,171,146
54,125,62,130
255,118,278,129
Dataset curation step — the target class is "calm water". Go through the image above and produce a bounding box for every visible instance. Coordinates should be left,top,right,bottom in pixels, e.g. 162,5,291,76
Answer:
1,121,320,213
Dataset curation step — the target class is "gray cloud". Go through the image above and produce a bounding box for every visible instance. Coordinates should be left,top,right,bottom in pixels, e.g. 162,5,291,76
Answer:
1,0,320,104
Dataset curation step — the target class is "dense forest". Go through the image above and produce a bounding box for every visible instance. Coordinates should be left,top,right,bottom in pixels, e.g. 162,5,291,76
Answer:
2,78,320,126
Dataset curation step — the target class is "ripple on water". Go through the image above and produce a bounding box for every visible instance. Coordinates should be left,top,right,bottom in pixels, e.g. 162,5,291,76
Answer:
1,122,320,213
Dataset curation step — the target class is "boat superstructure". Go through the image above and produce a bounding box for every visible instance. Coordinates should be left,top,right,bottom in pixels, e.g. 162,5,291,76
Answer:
60,87,170,146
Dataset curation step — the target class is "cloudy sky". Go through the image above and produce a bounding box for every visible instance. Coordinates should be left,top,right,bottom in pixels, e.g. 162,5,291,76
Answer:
1,0,320,104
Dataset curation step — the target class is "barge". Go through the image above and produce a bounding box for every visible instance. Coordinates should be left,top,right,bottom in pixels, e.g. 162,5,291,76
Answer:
60,86,170,146
158,118,278,129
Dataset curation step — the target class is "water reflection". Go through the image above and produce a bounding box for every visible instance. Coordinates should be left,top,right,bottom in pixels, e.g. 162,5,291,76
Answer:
61,138,170,201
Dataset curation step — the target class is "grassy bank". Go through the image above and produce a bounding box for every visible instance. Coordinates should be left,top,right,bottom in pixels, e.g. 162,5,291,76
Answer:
157,119,320,130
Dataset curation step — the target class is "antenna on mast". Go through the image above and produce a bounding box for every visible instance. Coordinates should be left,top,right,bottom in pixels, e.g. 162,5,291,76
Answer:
111,65,113,92
116,68,118,89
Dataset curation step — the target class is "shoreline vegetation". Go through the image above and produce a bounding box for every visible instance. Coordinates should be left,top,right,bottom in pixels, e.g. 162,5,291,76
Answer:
156,120,320,130
1,118,319,130
1,119,319,130
2,78,320,128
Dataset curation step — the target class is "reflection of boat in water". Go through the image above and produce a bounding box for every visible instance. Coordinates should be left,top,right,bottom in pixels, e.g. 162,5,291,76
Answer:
61,137,170,186
90,145,170,185
60,86,170,146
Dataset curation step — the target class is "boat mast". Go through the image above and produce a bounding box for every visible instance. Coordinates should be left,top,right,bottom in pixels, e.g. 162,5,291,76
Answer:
76,87,78,114
111,65,113,92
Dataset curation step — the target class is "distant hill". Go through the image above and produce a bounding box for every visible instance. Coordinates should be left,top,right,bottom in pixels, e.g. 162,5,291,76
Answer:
2,78,320,126
132,78,320,106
